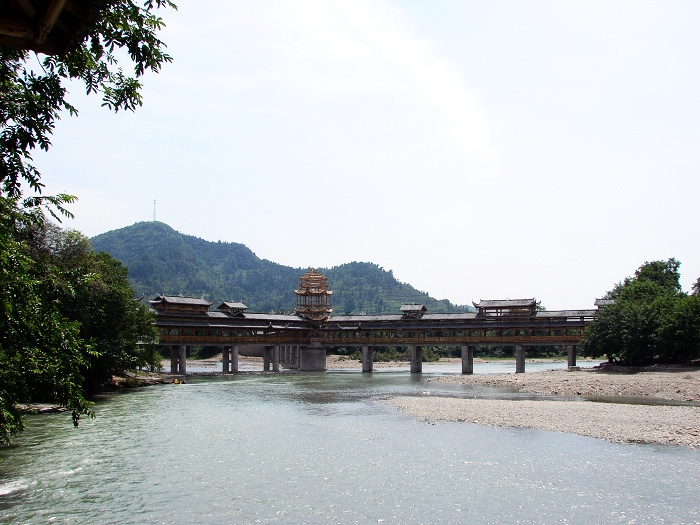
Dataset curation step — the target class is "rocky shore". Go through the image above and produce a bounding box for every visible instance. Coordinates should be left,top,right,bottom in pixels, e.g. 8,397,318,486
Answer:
382,365,700,447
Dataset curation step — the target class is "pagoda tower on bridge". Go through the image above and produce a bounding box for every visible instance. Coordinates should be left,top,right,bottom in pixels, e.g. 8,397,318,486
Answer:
294,268,332,322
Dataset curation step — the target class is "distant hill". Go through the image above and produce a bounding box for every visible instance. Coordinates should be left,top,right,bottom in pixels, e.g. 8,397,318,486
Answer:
90,221,466,314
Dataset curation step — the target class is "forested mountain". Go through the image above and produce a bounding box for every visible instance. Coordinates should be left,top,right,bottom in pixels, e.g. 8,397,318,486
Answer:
90,222,464,314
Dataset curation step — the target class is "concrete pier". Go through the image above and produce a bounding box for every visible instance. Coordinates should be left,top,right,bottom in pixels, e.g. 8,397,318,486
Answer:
273,346,280,372
169,345,187,374
222,346,229,373
170,345,178,374
515,345,525,374
461,345,474,374
567,345,577,368
231,346,239,373
263,346,272,372
410,345,422,374
362,345,374,373
299,343,326,371
292,345,299,369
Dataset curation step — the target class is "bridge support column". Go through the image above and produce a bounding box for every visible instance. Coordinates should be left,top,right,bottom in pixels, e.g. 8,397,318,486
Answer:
222,346,229,373
263,346,273,372
178,345,187,375
515,345,525,374
231,346,239,373
410,346,422,374
567,345,577,368
299,343,326,371
362,346,374,373
461,345,474,374
273,346,280,373
291,346,299,369
170,345,178,374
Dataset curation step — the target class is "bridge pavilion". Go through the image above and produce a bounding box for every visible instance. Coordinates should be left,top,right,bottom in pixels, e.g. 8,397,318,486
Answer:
151,270,597,375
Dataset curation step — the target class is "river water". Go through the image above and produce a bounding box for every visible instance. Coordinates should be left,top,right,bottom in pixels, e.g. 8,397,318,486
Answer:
2,362,699,524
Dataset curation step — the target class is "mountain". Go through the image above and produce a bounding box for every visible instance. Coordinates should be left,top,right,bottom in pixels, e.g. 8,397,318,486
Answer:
90,221,465,314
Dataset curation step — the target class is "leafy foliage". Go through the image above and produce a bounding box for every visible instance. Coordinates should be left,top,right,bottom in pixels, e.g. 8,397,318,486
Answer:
1,0,175,200
21,225,159,392
0,1,175,443
584,259,700,365
91,222,463,314
0,199,92,444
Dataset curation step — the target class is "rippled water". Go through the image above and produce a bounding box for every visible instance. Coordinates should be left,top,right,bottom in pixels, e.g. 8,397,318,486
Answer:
2,367,699,524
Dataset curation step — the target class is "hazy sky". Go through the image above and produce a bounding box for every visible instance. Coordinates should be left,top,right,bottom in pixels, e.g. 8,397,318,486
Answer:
36,0,700,310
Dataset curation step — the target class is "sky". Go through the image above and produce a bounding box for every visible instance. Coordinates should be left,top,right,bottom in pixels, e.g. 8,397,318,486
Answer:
35,0,700,310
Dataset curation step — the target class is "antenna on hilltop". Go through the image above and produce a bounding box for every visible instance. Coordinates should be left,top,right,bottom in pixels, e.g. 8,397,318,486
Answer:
153,199,156,222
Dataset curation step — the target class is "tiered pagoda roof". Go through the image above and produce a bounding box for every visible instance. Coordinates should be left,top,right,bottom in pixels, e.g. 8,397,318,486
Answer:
294,268,333,321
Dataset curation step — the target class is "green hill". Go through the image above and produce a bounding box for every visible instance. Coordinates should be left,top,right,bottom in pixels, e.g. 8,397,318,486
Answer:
90,221,466,314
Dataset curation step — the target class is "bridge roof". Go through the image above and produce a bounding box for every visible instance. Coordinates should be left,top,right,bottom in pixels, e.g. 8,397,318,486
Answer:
328,312,478,323
150,295,214,307
595,299,616,307
218,301,249,310
473,299,537,309
400,304,427,312
536,309,597,318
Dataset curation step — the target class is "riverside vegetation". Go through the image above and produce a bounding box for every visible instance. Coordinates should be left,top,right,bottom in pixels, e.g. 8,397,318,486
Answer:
0,1,176,443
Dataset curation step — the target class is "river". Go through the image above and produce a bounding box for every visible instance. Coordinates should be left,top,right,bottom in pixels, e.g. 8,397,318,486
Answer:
2,362,699,524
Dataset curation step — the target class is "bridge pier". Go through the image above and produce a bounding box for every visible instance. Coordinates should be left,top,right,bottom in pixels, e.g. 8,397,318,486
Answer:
410,345,422,374
221,346,239,373
169,345,187,374
230,346,239,373
292,345,299,369
362,345,374,373
273,346,280,372
461,345,474,374
567,345,577,368
170,345,178,374
515,345,525,373
299,343,326,371
263,346,272,372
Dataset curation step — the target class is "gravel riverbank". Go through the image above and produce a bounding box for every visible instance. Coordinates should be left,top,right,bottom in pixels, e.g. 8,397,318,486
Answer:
383,396,700,447
382,366,700,447
433,366,700,403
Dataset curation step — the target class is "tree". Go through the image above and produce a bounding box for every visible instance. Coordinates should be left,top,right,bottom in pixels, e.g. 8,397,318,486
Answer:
692,277,700,296
584,259,700,365
21,224,159,392
0,199,92,444
1,0,176,201
0,1,175,443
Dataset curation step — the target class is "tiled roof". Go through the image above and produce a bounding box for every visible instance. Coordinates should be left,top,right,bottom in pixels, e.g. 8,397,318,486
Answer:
400,304,427,312
473,299,537,308
150,294,213,306
218,301,249,310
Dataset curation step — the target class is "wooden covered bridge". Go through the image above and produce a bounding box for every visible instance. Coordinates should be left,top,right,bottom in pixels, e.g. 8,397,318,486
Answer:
153,269,599,374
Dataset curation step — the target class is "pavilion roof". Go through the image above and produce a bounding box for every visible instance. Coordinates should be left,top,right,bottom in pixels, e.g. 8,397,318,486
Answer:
400,304,427,313
0,0,106,56
473,299,537,309
594,299,616,307
149,294,214,307
217,301,249,311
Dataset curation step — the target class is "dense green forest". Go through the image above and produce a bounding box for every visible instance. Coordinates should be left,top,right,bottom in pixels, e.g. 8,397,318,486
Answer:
90,221,466,314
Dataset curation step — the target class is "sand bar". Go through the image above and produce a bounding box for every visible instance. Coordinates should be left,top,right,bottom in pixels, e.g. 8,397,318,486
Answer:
383,366,700,447
383,396,700,447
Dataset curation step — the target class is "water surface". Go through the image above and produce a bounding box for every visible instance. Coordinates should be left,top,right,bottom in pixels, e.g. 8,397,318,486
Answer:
1,368,698,524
